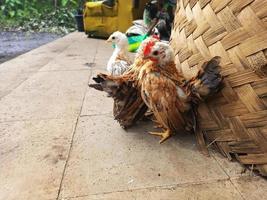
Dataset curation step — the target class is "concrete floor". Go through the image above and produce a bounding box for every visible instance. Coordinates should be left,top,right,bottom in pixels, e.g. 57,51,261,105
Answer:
0,32,266,200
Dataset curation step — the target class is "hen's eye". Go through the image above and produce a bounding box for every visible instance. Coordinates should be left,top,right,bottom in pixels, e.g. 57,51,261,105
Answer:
112,36,115,40
153,51,159,56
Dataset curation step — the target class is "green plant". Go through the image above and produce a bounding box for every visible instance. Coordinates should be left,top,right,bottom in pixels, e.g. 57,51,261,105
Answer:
1,0,23,18
0,0,83,33
59,0,77,7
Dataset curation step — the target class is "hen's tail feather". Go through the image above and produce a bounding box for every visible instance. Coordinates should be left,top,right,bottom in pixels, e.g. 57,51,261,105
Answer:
89,75,105,91
89,74,122,97
191,56,223,100
92,75,106,83
89,83,103,91
89,73,148,128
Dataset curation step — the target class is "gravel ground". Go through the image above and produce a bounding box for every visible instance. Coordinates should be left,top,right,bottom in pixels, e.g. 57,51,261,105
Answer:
0,31,62,64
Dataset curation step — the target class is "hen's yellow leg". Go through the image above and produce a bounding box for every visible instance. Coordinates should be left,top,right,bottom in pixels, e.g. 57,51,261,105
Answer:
149,129,171,144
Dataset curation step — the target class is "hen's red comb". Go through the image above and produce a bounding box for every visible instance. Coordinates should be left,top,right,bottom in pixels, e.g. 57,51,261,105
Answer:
143,41,155,56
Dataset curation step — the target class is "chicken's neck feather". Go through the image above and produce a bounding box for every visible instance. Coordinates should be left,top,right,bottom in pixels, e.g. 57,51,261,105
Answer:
107,48,120,72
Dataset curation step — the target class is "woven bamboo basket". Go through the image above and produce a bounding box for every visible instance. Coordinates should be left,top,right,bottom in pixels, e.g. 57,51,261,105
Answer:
170,0,267,176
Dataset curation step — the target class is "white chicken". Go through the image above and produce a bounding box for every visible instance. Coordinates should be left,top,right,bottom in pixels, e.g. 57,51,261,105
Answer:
106,31,134,76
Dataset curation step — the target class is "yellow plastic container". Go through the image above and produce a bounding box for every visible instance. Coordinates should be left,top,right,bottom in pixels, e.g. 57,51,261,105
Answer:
83,0,149,38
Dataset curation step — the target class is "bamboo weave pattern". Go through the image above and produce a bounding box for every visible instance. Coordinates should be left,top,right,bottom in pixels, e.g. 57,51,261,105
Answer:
171,0,267,175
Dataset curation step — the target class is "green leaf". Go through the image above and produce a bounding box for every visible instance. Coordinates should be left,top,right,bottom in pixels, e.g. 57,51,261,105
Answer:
61,0,69,7
9,11,15,17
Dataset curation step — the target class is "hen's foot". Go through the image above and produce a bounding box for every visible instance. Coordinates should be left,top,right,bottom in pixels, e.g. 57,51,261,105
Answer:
149,130,171,144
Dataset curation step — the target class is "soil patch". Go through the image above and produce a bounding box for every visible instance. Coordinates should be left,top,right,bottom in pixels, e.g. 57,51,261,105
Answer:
0,31,62,64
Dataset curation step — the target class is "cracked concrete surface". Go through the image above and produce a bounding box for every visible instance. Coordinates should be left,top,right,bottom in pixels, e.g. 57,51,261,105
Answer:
0,32,266,200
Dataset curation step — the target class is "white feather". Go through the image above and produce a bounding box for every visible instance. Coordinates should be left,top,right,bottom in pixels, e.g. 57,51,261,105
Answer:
126,20,148,36
110,60,129,76
176,86,187,100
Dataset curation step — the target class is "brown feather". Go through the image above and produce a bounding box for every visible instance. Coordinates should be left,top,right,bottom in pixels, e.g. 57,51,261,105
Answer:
138,61,194,135
138,56,223,137
88,57,155,128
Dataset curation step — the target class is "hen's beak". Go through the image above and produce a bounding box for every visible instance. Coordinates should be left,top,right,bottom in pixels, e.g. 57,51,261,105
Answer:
106,37,112,43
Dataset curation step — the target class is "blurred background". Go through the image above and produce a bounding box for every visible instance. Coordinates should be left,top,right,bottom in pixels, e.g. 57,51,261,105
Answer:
0,0,85,63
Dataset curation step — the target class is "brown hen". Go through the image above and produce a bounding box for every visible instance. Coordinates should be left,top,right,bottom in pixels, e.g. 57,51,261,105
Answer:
138,40,223,143
89,37,159,128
